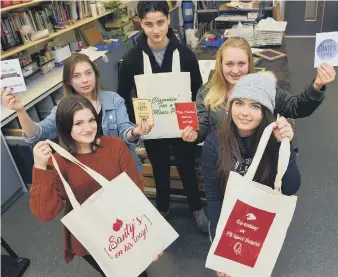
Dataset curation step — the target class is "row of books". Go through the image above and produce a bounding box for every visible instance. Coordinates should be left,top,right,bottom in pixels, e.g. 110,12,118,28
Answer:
1,1,91,52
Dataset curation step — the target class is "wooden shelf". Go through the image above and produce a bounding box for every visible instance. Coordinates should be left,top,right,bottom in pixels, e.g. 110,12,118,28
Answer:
1,9,116,60
215,15,256,23
0,0,44,13
218,7,273,12
197,6,273,13
197,9,218,13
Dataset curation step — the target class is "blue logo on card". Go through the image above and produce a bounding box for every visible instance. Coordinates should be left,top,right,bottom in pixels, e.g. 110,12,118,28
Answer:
317,39,338,60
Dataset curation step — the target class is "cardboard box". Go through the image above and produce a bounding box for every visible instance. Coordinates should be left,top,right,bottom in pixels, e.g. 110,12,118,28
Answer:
51,45,71,63
252,0,260,9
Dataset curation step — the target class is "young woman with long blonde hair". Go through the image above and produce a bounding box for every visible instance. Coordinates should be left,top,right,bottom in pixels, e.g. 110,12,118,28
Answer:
182,37,336,143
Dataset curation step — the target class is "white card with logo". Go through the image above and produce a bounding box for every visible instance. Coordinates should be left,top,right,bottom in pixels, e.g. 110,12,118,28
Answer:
314,32,338,68
1,59,27,93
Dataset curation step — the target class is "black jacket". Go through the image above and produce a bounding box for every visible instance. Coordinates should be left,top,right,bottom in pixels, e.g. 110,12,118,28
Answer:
201,130,301,240
196,83,326,143
117,29,203,123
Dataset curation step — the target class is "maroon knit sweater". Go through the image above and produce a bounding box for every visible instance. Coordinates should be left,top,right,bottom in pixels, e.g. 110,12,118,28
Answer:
30,136,143,263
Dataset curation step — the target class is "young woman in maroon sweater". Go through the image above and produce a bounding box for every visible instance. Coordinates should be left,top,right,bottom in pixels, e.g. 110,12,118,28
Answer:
30,95,160,277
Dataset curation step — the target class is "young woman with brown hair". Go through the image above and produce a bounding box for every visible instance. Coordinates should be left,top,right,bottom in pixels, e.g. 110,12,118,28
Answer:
30,95,158,277
201,72,302,277
1,53,152,172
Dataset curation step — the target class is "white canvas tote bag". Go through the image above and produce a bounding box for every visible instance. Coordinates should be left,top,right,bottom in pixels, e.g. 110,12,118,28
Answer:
134,50,192,139
206,123,298,277
47,140,179,277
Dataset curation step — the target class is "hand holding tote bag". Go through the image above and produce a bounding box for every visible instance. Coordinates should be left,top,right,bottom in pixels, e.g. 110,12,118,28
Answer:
46,140,179,277
205,123,298,277
134,50,192,139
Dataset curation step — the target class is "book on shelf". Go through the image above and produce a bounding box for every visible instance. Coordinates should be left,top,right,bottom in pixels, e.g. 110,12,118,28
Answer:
1,1,94,53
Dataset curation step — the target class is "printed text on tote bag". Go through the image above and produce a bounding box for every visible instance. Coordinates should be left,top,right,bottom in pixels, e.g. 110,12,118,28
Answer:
104,214,153,259
214,200,276,267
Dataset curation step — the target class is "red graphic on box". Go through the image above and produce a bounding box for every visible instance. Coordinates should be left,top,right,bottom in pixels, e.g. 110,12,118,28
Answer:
214,200,276,268
175,102,199,131
104,215,153,260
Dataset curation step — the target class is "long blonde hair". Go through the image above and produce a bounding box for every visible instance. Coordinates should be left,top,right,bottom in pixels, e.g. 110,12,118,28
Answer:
204,37,255,111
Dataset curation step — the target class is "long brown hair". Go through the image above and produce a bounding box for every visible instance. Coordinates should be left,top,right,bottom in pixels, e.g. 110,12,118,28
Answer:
62,53,103,100
204,37,255,111
56,95,101,154
216,103,278,195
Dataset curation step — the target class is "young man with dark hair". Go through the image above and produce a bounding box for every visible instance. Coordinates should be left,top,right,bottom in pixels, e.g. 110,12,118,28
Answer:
118,1,208,233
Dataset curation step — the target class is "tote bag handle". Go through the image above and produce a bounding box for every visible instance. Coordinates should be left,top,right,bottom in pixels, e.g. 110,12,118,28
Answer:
142,49,181,74
47,140,110,187
244,122,291,192
47,140,110,209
